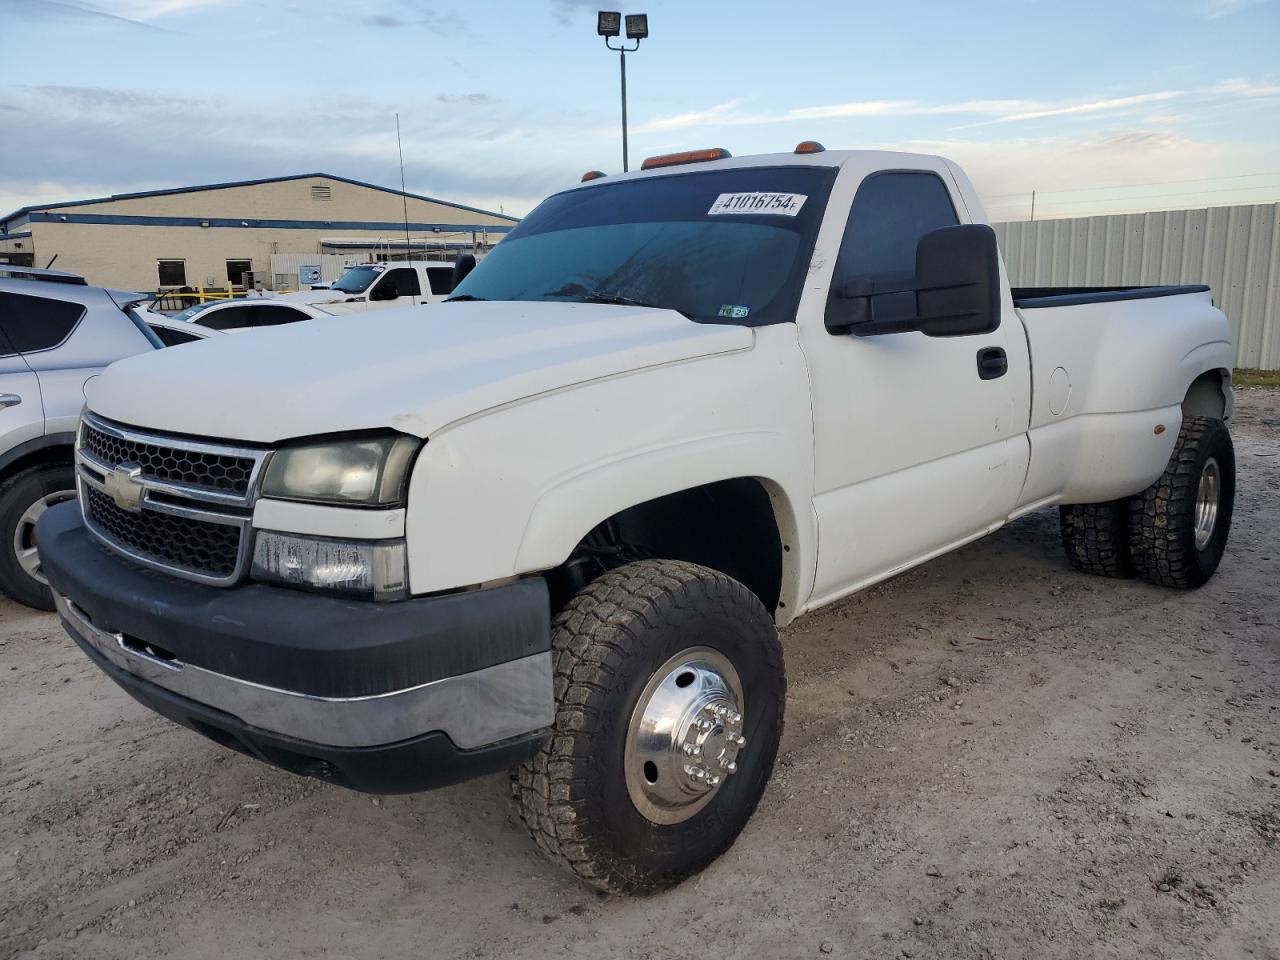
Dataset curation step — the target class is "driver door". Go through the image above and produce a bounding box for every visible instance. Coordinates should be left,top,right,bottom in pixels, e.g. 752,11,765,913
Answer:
370,268,422,307
798,161,1029,605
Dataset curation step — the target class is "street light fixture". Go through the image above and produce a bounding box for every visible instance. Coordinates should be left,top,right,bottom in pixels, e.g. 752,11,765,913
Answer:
599,10,647,172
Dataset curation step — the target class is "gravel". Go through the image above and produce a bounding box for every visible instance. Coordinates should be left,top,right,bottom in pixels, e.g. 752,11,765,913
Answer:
2,388,1279,959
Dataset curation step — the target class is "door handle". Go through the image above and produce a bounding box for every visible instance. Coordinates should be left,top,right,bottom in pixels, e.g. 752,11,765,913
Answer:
977,347,1008,380
0,394,21,409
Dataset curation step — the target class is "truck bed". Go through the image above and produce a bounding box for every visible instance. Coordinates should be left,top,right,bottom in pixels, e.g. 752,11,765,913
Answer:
1012,284,1210,309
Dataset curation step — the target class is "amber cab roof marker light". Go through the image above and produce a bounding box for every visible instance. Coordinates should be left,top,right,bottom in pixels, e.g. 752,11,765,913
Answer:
640,147,732,171
794,140,826,154
581,170,607,182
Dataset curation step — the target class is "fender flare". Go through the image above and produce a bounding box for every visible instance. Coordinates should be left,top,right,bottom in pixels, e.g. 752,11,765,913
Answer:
513,431,814,618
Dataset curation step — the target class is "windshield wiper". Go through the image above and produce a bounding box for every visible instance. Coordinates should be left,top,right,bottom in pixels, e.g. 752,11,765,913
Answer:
444,294,488,303
577,290,691,319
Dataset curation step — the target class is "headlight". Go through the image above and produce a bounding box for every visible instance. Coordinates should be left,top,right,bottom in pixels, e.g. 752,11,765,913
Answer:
252,531,408,601
261,434,419,506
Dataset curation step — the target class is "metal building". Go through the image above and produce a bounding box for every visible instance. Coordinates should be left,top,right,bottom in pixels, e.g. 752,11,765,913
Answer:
993,203,1280,370
0,173,518,292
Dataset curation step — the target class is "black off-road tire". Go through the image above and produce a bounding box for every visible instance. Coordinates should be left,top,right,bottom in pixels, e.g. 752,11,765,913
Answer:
0,463,76,611
1129,416,1234,589
513,558,785,895
1059,500,1133,578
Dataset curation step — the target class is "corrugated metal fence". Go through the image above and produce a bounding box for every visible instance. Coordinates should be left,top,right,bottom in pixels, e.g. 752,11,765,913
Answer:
993,203,1280,370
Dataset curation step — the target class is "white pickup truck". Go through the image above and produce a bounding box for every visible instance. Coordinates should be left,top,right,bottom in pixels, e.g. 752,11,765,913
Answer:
276,260,456,309
39,144,1235,896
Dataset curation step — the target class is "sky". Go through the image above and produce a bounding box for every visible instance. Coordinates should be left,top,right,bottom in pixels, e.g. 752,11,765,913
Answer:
1,0,1278,222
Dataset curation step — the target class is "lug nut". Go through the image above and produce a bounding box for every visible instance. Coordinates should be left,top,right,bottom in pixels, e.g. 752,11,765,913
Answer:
734,734,747,746
722,759,737,773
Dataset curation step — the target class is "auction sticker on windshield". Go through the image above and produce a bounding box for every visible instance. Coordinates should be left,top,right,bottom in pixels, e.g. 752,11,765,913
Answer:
708,192,807,217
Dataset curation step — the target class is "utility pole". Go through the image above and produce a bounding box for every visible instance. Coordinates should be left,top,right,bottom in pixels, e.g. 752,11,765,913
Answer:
1030,190,1036,222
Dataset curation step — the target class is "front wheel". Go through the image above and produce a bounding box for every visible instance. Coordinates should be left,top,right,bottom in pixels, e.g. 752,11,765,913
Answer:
1129,416,1234,589
514,559,785,895
0,463,76,610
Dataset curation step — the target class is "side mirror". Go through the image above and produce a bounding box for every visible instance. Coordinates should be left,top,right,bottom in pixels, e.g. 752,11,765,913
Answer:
369,282,398,302
825,224,1001,337
451,254,476,291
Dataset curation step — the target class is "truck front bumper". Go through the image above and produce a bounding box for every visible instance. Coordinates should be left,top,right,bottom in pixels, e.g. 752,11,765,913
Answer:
37,502,553,794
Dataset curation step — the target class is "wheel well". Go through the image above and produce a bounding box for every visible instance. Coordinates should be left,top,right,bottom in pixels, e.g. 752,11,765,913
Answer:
0,443,74,483
549,478,784,616
1183,370,1229,421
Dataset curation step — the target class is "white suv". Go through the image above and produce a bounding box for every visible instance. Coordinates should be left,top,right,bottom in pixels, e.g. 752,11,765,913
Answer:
0,266,157,607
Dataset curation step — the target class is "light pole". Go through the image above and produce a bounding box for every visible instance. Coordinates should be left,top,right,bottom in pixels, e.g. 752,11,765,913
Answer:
598,11,647,172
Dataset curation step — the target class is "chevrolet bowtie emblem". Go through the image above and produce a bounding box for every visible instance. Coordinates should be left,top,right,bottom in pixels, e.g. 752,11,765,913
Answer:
104,463,145,512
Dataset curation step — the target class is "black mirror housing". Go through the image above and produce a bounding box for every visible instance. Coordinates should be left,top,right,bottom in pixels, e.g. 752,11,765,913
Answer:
370,283,398,302
451,254,477,291
826,224,1002,337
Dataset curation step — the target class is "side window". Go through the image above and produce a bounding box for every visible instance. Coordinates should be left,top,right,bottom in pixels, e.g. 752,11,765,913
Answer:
834,172,959,281
0,291,86,354
380,268,421,298
198,305,257,330
426,266,454,295
253,305,307,327
149,324,203,346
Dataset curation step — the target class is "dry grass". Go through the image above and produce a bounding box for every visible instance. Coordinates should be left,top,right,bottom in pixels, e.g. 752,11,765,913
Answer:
1235,368,1280,388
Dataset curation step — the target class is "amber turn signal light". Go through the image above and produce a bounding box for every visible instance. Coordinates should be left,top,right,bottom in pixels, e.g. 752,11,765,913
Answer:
640,147,732,171
581,170,607,182
794,140,826,154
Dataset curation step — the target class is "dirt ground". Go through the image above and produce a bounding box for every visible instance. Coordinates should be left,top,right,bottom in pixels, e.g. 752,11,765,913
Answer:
2,391,1278,960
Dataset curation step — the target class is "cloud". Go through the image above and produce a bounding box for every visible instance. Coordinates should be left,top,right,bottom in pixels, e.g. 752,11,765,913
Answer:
636,92,1181,132
637,77,1280,136
1210,77,1280,97
358,1,468,33
1200,0,1272,17
639,100,750,132
895,129,1275,220
963,91,1184,126
436,93,498,105
0,0,174,32
0,84,572,220
550,0,604,26
98,0,235,17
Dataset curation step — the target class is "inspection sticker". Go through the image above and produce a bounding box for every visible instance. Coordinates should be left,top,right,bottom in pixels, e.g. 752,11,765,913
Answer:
718,304,751,319
708,192,807,217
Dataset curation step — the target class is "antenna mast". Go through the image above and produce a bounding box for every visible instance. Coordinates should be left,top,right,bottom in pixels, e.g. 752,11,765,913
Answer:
396,113,413,261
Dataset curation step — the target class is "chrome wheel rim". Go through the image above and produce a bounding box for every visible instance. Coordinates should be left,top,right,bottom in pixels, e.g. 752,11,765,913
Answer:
624,646,746,825
1194,457,1220,551
13,489,76,585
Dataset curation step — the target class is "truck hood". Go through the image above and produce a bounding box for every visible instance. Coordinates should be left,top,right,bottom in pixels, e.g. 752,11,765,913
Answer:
86,301,754,443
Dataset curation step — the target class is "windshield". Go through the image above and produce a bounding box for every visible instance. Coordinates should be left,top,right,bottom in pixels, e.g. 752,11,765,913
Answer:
450,165,836,325
330,265,384,294
171,301,219,323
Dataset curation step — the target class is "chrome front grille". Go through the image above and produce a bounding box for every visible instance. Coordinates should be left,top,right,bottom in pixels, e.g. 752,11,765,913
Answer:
75,412,270,586
80,420,256,496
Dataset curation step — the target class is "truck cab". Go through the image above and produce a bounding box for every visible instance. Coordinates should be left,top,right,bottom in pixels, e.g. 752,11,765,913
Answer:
278,260,455,309
39,144,1235,897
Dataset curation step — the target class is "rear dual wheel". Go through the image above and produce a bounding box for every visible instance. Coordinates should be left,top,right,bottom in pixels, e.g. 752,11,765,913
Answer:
514,558,785,895
1059,416,1234,589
